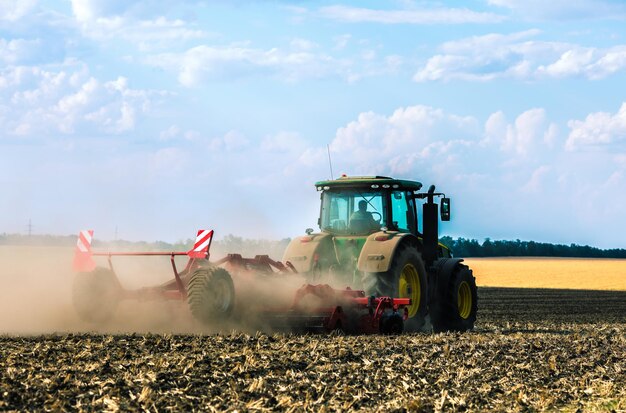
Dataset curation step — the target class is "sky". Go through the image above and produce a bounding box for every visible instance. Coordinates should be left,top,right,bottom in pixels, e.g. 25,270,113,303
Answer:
1,0,625,248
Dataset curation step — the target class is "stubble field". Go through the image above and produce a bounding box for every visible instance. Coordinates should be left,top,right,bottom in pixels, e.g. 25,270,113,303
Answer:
0,248,625,411
464,257,626,291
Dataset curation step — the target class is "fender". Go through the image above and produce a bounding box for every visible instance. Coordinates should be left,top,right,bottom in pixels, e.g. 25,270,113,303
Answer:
282,233,334,273
357,232,420,273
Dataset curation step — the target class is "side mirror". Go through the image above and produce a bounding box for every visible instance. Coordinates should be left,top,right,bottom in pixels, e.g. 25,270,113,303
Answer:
440,198,451,221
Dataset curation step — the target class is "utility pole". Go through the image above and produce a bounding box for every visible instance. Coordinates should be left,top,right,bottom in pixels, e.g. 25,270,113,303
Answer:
114,226,118,241
27,219,33,237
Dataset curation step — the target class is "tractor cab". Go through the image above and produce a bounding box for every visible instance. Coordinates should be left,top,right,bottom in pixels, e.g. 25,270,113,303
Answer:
284,175,452,276
317,176,423,236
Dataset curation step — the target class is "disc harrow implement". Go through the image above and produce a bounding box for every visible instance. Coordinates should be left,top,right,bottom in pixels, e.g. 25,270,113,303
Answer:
71,229,411,334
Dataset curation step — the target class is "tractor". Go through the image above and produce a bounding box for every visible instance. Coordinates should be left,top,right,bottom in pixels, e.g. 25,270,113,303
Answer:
282,175,477,332
71,175,477,334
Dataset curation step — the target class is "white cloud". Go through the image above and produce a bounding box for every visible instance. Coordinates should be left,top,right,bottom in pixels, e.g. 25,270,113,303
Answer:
483,108,556,156
144,42,401,86
544,123,560,147
484,111,508,144
146,45,333,86
539,48,596,77
439,29,543,53
333,34,352,50
318,5,506,24
71,0,101,22
487,0,626,20
159,125,181,141
330,105,480,174
323,105,565,188
57,76,145,133
522,165,551,192
297,147,327,168
290,38,318,51
585,46,626,79
70,0,143,22
209,130,250,152
0,38,42,65
69,0,207,50
57,77,99,132
566,103,626,150
261,131,307,154
0,0,36,21
159,125,209,143
0,64,164,137
86,16,207,51
414,31,626,82
510,108,548,155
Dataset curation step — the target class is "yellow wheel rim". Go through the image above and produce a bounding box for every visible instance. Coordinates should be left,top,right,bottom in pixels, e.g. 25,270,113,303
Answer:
458,281,472,319
399,263,421,318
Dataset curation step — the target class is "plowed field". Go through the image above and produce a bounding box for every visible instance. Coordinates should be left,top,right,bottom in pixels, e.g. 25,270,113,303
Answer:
2,287,625,412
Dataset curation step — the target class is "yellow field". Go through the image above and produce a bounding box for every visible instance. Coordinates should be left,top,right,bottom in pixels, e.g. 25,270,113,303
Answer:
465,257,626,291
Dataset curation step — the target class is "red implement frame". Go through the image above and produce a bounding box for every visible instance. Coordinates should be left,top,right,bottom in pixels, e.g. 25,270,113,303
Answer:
73,229,297,302
268,284,412,334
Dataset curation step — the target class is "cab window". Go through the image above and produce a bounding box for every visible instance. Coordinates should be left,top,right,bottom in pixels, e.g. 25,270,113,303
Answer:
321,190,385,235
391,191,414,232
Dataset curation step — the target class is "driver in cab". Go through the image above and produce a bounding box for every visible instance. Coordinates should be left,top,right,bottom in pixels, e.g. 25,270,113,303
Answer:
349,200,379,232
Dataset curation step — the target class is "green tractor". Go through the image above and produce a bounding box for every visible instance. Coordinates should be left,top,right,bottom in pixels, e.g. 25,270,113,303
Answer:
282,175,477,332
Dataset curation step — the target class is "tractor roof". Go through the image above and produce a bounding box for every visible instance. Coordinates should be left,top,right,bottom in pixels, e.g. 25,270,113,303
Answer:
315,175,423,191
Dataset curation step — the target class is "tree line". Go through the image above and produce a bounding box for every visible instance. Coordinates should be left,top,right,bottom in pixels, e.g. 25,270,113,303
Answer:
1,232,625,259
440,236,626,259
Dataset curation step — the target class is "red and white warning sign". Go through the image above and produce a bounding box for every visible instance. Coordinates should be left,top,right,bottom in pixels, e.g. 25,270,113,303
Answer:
188,229,213,259
73,229,96,272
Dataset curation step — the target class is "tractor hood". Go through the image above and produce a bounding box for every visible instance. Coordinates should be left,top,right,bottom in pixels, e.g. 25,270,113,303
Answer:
282,230,411,274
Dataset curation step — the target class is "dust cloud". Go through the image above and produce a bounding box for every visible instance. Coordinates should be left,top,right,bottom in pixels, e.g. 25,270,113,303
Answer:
0,245,194,334
0,243,329,335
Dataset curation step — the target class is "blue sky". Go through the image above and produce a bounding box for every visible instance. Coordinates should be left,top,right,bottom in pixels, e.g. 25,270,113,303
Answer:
1,0,626,248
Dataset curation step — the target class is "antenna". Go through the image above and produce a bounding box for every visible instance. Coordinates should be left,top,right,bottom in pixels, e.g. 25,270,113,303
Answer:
327,144,334,180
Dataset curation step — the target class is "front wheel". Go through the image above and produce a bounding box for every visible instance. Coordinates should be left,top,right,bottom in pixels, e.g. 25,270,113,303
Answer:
187,266,235,325
362,245,428,332
430,263,477,332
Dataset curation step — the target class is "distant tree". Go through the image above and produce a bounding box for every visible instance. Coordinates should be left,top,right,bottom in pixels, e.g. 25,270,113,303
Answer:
439,235,626,259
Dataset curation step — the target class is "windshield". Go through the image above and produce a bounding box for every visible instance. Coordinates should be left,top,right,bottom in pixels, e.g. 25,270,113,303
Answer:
320,190,386,235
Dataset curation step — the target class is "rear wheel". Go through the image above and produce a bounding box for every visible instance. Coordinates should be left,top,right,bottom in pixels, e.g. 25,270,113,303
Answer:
187,266,235,324
72,267,121,323
431,263,477,332
362,245,428,331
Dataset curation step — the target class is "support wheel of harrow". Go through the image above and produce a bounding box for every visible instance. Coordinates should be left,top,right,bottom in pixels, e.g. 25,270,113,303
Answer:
430,262,477,333
187,266,235,325
362,245,428,332
72,267,121,323
380,313,404,335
